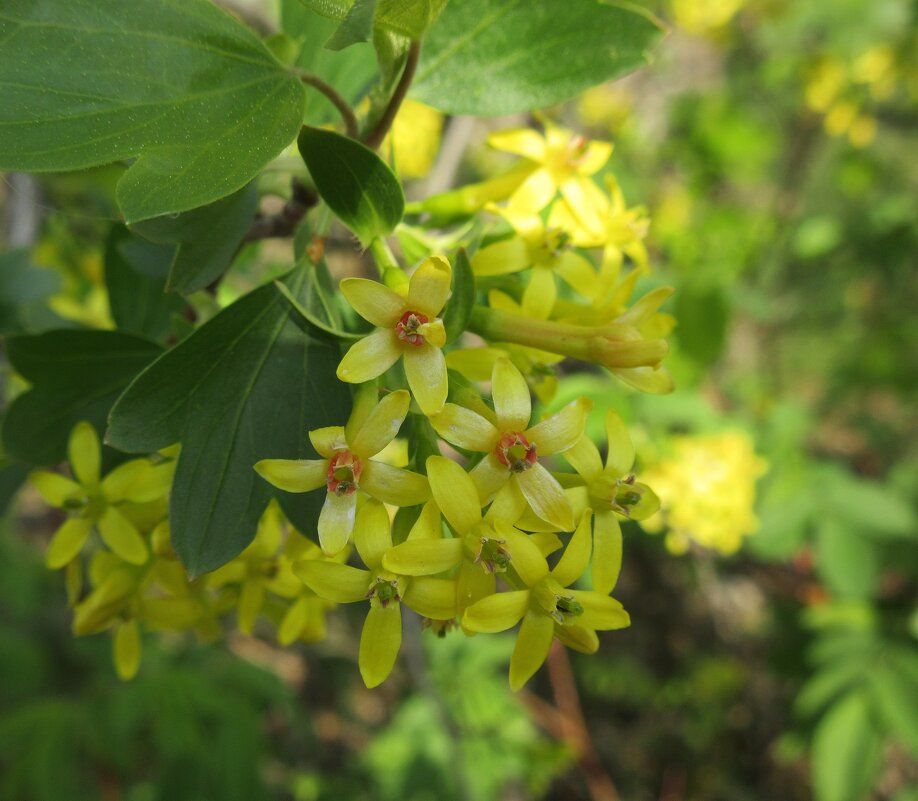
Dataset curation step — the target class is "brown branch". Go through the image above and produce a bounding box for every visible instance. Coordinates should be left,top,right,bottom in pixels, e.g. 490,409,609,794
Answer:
296,72,360,139
243,178,318,243
362,40,421,151
546,641,621,801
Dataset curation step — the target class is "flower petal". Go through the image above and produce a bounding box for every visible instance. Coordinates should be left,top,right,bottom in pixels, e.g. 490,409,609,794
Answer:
114,619,142,680
445,347,505,381
603,410,635,477
471,237,530,276
359,603,402,688
426,455,482,535
254,459,328,493
349,390,411,458
30,471,82,507
237,579,265,634
317,491,357,554
337,329,402,384
340,277,405,327
429,403,499,453
103,460,172,504
577,140,613,174
526,397,591,456
462,589,530,633
296,559,370,602
612,366,675,395
487,128,547,161
555,624,599,654
509,610,554,691
68,421,100,486
555,251,601,301
561,437,604,483
383,538,464,576
495,522,550,587
46,517,93,569
407,499,442,540
407,255,452,317
97,507,148,565
571,590,630,630
469,452,510,503
309,426,348,458
278,596,310,646
592,509,623,594
483,478,527,526
521,266,556,319
456,560,495,618
403,577,457,619
361,460,430,506
509,168,556,213
551,510,592,588
353,498,392,570
491,358,531,432
515,464,574,531
403,343,448,416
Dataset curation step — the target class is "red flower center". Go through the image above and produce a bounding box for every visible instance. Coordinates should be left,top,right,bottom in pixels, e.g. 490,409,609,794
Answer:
395,310,429,347
326,450,362,496
495,431,537,473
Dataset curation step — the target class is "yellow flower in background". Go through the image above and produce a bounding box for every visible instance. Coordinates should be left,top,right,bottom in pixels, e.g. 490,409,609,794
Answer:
31,422,173,569
669,0,746,36
255,390,430,554
337,256,452,415
642,431,768,555
462,509,630,690
472,207,603,318
446,344,563,406
488,121,612,213
389,99,444,179
296,498,457,688
430,358,590,531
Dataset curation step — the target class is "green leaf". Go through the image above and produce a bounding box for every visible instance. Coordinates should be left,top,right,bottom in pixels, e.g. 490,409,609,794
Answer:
1,331,162,466
820,472,917,540
811,691,883,801
104,227,186,340
297,126,405,243
327,0,378,50
442,249,475,344
411,0,663,116
814,518,879,600
300,0,448,39
129,183,260,295
674,283,729,366
0,250,60,335
0,0,305,223
872,656,918,754
107,268,350,575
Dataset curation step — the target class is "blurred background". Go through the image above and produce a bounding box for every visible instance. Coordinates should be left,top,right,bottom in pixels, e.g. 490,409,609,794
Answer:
1,0,916,799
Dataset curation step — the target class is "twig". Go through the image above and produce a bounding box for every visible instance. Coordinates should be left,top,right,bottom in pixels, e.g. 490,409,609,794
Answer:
417,115,478,199
363,41,422,150
295,72,360,138
4,172,41,248
243,178,318,243
546,641,621,801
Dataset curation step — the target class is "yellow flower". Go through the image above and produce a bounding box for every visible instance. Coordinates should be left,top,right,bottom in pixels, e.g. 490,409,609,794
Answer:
641,431,768,555
389,99,444,179
382,456,562,618
472,207,602,318
31,422,173,569
296,498,457,687
488,121,613,213
562,410,660,594
430,358,590,530
462,509,630,690
255,390,430,555
337,256,452,415
446,344,562,406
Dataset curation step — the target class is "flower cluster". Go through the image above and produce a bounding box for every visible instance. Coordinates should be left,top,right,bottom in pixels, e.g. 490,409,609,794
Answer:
33,122,673,690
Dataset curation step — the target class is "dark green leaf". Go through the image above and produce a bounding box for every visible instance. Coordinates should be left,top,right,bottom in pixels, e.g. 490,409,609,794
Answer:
0,0,305,223
129,183,259,295
273,267,363,342
411,0,662,116
297,126,405,243
107,268,350,575
814,518,879,600
326,0,378,50
674,283,729,366
0,250,60,335
1,331,162,466
104,227,186,340
820,472,917,540
811,691,882,801
443,249,475,344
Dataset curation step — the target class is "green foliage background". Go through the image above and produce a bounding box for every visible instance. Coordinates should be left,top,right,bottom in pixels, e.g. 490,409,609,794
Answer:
1,0,916,799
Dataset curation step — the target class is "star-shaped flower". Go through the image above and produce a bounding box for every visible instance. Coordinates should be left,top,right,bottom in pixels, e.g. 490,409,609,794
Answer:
337,256,452,415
